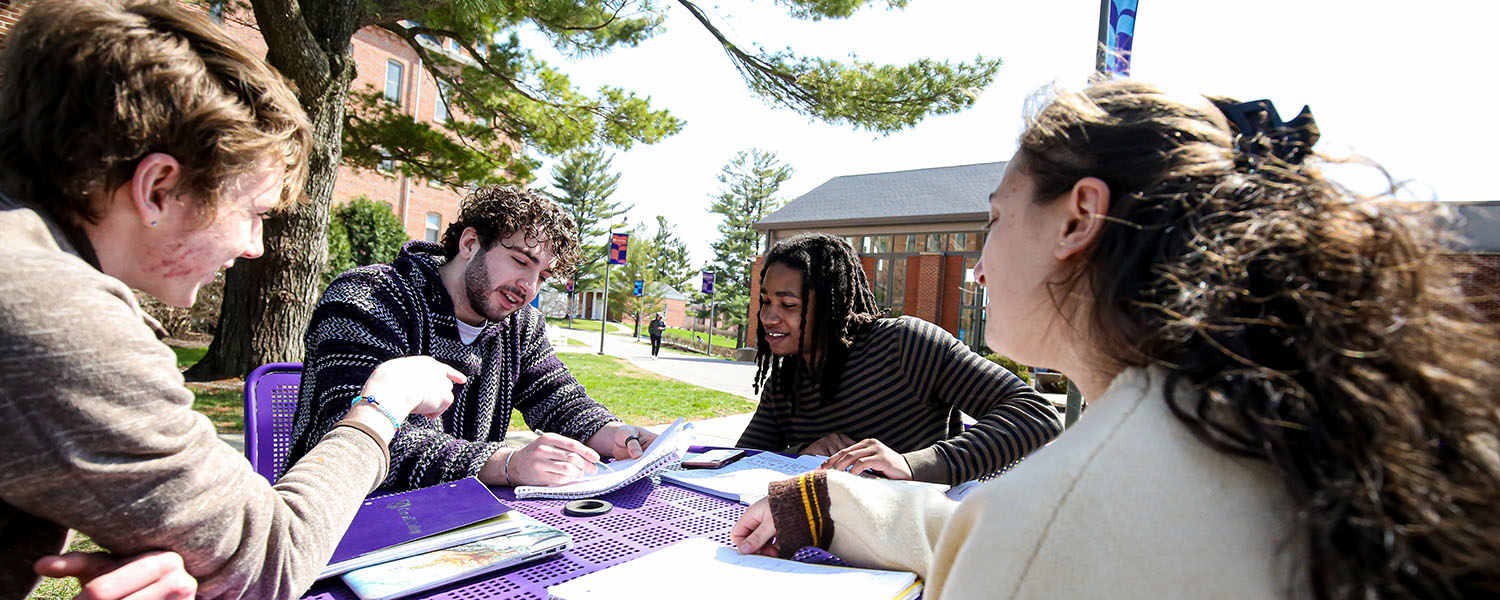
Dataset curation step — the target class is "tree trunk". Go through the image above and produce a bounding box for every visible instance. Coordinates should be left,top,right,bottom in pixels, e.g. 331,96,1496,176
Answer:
186,2,358,379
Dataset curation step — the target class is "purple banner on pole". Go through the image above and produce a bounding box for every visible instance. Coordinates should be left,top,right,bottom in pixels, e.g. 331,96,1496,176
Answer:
700,271,715,295
1105,0,1139,77
609,233,629,265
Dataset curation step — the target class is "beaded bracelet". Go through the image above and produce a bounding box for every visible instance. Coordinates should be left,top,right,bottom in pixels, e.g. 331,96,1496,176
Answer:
350,395,401,431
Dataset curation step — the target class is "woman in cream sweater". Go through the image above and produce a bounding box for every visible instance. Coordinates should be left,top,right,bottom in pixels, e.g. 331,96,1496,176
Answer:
732,81,1500,599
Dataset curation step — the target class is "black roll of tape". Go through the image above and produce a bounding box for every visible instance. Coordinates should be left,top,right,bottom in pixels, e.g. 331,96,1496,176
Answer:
563,498,613,517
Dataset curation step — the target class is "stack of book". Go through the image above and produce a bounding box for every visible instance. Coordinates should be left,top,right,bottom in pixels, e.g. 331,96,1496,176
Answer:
321,476,572,600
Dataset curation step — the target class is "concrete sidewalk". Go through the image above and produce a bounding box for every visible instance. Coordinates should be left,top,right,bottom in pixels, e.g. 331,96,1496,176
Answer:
552,325,758,400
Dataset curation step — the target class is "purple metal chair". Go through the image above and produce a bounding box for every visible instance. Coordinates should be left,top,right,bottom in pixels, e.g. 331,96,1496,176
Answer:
244,362,303,483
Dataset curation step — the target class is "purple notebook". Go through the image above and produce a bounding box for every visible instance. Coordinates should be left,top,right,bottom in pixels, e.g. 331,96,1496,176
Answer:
329,477,511,566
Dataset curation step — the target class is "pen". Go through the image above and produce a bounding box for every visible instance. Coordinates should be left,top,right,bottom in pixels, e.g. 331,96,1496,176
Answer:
530,427,613,472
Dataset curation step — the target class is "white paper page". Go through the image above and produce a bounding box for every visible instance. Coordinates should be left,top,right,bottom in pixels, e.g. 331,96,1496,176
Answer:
661,452,824,504
548,538,918,600
513,418,693,499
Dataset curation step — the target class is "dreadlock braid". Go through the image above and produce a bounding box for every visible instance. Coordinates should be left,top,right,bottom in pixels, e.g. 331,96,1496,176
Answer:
753,233,884,399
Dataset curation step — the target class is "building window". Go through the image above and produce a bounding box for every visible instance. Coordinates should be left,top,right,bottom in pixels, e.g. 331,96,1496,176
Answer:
923,233,944,252
873,258,889,305
891,259,906,306
893,234,914,253
384,60,404,105
425,213,441,242
434,82,451,122
376,147,395,173
959,256,986,349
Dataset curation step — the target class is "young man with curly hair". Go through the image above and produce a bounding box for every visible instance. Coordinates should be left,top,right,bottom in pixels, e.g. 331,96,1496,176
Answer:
289,186,659,491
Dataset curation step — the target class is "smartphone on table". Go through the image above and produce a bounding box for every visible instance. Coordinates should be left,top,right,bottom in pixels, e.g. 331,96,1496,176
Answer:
681,449,746,469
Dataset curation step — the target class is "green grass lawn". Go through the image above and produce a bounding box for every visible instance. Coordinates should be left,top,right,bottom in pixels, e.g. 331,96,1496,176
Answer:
546,317,629,334
662,327,738,349
564,337,588,346
172,346,208,368
555,353,754,425
26,533,103,600
190,386,245,433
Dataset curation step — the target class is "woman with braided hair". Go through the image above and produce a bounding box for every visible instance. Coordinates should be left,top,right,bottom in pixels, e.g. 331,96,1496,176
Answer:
736,232,1062,485
732,81,1500,599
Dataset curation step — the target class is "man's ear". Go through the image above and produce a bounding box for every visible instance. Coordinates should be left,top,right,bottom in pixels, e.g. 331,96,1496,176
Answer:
458,227,481,259
1054,176,1111,260
128,153,183,228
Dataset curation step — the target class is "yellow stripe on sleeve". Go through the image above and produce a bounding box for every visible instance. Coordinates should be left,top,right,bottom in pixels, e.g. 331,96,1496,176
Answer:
797,473,819,543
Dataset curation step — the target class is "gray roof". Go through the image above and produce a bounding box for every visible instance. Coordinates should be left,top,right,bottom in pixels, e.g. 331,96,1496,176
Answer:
756,161,1006,231
1446,201,1500,253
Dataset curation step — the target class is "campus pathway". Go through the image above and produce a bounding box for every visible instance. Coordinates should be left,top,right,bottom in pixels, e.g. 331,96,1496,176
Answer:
539,324,758,447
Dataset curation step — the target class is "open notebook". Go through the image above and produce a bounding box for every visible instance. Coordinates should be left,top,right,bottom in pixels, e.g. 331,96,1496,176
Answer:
549,538,921,600
513,418,693,500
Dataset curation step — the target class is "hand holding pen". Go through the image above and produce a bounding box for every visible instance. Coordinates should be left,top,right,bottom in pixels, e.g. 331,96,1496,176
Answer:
482,432,601,487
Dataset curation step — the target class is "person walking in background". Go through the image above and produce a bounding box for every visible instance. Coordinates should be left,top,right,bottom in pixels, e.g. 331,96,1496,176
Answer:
0,2,464,597
732,81,1500,598
736,233,1062,485
649,312,667,358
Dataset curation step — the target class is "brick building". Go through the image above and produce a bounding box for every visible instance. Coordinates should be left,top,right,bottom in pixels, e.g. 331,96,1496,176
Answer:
0,0,475,242
752,162,1000,350
0,2,22,36
753,162,1500,353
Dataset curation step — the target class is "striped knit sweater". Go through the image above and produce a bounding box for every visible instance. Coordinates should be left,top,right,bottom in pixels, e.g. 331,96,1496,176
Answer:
736,316,1061,485
287,241,618,491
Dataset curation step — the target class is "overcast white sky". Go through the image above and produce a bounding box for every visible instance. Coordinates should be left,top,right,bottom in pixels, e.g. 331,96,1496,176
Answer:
527,0,1499,267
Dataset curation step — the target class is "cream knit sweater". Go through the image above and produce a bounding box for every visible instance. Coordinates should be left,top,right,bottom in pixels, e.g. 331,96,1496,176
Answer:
813,367,1306,599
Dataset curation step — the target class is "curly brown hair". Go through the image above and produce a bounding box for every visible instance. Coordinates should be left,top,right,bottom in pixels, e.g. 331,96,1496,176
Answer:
0,0,311,226
440,185,581,276
1021,81,1500,598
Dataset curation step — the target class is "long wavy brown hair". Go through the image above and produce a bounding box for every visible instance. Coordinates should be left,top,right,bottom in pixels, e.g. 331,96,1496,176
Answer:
1020,81,1500,598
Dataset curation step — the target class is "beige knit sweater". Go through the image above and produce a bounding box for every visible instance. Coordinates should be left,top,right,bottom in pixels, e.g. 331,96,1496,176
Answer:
776,367,1307,599
0,196,389,600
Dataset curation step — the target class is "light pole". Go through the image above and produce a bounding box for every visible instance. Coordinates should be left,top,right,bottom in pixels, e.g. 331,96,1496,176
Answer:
599,220,627,355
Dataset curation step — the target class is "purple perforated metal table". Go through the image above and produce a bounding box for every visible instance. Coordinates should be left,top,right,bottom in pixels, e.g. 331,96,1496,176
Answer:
300,459,844,600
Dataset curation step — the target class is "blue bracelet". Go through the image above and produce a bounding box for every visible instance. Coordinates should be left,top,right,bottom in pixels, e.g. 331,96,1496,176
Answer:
351,395,401,431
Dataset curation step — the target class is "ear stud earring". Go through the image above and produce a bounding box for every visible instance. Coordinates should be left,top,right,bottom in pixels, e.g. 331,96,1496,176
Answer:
150,220,159,227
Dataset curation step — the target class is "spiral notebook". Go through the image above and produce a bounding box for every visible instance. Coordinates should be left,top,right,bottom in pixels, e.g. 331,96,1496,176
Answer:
512,418,693,499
